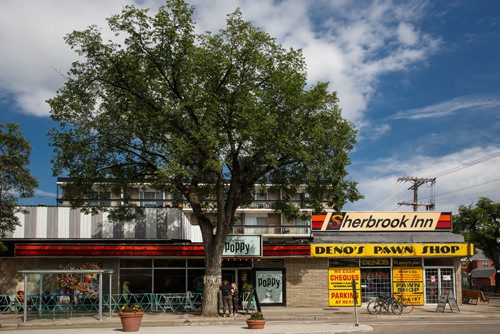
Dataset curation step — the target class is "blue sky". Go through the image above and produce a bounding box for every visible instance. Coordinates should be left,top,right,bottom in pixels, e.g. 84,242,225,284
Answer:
1,0,499,213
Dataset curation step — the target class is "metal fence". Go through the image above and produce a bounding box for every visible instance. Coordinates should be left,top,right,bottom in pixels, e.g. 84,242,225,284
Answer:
0,292,203,317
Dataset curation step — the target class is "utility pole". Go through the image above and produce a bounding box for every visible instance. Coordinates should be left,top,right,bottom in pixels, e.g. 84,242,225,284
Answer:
397,176,436,211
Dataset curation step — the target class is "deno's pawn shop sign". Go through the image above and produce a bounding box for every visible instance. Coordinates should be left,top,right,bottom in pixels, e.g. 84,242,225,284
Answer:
223,235,262,257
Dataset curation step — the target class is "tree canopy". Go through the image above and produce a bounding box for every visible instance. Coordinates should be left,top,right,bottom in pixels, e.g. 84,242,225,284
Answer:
48,0,361,315
453,197,500,269
0,122,38,250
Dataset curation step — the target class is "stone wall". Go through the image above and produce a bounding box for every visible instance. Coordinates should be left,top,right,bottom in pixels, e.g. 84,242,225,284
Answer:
285,258,328,307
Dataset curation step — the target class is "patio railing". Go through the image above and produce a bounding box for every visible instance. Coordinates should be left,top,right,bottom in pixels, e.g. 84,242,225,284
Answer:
0,292,203,317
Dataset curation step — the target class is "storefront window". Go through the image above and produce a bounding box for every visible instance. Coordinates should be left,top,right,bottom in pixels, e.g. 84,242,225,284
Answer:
360,268,391,302
154,269,186,293
121,269,152,294
188,259,205,267
120,259,152,268
155,259,186,268
188,269,205,293
329,258,359,267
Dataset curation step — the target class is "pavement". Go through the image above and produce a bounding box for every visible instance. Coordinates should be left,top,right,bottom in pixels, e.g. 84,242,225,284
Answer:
1,296,499,334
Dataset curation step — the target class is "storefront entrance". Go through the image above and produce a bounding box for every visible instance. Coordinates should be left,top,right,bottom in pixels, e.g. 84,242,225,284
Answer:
424,267,455,303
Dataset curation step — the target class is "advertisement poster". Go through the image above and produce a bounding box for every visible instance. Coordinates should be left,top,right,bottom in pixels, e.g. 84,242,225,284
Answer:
255,269,285,305
328,268,361,307
392,267,424,306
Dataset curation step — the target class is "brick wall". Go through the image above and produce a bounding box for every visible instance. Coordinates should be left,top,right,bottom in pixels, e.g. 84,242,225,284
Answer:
285,258,328,307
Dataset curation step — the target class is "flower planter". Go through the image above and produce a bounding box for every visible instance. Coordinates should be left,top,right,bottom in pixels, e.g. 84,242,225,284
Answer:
246,319,266,329
119,311,144,332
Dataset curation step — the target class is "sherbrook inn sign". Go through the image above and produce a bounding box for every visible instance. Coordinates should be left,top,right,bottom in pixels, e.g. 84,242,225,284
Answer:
311,212,452,232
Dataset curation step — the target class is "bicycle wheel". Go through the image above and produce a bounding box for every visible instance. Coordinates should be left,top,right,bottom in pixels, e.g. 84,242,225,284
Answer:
367,301,382,314
402,302,414,313
391,302,403,315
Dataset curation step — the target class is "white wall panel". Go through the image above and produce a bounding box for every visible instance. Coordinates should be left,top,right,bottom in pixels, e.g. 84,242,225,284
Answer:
80,211,92,238
58,207,70,238
101,212,113,238
12,211,25,238
36,206,48,238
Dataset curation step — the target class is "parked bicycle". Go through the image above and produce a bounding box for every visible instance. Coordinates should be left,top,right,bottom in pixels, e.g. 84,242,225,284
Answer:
367,294,403,315
393,294,414,314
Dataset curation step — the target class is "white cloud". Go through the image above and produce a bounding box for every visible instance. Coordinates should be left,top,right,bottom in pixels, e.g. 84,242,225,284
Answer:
397,23,419,45
1,0,440,124
347,146,500,213
391,95,500,120
0,0,159,117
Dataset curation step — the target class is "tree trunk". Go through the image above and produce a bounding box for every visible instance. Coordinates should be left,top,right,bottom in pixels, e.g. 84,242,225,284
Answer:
201,239,223,316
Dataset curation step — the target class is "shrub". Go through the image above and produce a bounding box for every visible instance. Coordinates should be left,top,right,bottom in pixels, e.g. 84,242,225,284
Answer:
248,311,264,320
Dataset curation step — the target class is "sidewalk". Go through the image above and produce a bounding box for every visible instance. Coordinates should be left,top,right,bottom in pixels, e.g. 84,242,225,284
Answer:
1,302,499,332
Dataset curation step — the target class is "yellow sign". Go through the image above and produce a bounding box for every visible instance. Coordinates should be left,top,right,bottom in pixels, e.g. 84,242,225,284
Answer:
312,243,473,257
328,268,361,307
328,268,361,289
392,266,424,305
393,282,424,294
329,289,361,306
394,293,424,305
392,267,423,281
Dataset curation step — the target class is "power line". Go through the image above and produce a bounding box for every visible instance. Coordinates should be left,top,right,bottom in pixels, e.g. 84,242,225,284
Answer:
426,151,500,179
432,188,500,203
372,181,408,210
420,178,500,201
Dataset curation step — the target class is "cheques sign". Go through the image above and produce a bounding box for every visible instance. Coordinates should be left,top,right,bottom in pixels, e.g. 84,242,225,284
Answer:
223,235,262,257
312,212,452,232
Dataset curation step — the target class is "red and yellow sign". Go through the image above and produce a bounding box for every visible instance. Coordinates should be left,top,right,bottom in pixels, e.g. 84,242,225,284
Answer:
328,268,361,307
312,212,452,232
312,243,473,257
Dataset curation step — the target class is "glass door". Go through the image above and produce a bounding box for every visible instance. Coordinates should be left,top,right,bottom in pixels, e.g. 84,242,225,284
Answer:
424,267,455,304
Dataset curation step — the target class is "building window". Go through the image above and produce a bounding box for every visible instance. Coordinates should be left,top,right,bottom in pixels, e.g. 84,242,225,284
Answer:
255,192,269,208
140,191,163,207
88,191,111,207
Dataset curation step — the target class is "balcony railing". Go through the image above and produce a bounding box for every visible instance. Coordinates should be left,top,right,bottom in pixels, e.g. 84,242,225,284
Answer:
230,224,310,235
56,198,314,210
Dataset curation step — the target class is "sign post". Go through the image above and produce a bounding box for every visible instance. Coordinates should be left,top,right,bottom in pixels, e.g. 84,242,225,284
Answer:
352,279,359,327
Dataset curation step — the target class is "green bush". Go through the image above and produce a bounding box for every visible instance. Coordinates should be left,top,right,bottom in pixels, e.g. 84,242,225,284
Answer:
248,311,264,320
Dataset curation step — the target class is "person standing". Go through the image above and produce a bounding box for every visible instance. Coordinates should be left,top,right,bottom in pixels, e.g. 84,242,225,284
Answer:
122,281,131,303
231,282,239,316
220,280,232,317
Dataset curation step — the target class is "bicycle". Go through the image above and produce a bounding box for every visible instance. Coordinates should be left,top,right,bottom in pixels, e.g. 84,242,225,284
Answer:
393,295,414,314
367,294,403,315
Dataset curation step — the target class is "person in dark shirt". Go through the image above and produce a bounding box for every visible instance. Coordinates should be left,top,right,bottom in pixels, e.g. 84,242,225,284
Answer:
220,280,232,317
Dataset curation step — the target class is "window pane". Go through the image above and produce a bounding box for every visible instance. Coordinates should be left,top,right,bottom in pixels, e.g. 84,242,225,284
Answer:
154,269,186,293
188,269,205,293
121,269,152,294
187,259,205,267
155,259,186,268
120,259,152,268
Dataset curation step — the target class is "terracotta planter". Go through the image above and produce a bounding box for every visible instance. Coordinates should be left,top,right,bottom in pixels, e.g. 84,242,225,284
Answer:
246,319,266,329
119,311,144,332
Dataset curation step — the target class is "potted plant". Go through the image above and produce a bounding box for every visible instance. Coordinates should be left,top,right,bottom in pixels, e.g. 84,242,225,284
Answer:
118,303,144,332
246,311,265,329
